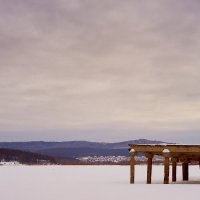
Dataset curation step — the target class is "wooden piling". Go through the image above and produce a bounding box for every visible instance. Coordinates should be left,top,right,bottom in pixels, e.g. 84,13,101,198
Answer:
172,158,177,182
130,151,135,184
182,162,189,181
164,156,170,184
146,153,153,184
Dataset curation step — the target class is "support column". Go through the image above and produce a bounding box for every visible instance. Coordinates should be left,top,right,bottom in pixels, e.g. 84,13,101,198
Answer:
164,156,170,184
130,149,136,184
163,149,170,184
172,157,178,182
182,162,189,181
146,153,153,184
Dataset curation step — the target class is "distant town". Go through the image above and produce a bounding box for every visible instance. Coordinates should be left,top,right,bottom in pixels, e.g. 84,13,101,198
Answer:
77,155,164,163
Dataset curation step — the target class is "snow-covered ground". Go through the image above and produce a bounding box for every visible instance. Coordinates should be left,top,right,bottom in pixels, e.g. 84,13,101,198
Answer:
0,165,199,200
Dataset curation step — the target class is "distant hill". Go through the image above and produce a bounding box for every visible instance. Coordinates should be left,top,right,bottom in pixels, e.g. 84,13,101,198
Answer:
36,147,129,158
0,139,167,151
0,148,57,165
0,139,170,159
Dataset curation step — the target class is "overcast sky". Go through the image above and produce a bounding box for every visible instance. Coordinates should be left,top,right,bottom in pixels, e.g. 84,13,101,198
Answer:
0,0,200,143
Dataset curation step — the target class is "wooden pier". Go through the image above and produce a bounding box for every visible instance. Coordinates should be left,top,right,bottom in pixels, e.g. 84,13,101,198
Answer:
129,144,200,184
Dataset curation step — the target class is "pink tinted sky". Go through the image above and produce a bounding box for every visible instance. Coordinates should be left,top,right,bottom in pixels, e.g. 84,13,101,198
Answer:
0,0,200,143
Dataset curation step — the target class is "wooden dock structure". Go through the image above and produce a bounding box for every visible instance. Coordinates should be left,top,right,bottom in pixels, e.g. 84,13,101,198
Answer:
129,144,200,184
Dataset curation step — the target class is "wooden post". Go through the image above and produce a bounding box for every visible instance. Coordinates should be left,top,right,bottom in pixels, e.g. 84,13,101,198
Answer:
164,156,170,184
172,158,177,182
163,149,170,184
130,149,136,184
146,153,153,184
182,162,189,181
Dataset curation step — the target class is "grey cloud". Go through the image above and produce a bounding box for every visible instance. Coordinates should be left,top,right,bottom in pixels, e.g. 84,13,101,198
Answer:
0,0,200,142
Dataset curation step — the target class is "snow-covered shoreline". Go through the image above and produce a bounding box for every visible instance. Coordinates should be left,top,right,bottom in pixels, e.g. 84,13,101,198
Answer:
0,161,21,166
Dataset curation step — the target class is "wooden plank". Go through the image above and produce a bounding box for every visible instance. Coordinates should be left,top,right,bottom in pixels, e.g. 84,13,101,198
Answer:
128,145,200,154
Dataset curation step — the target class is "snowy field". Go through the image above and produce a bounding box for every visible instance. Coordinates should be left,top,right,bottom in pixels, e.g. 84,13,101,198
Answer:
0,165,199,200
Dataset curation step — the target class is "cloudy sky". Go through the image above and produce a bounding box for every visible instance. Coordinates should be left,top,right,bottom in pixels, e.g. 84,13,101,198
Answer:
0,0,200,143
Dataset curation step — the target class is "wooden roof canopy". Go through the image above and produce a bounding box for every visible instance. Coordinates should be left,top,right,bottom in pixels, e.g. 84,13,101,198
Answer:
128,144,200,184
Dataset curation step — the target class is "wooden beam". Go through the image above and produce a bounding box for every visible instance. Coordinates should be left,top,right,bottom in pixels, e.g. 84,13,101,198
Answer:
128,144,200,154
130,151,135,184
146,153,153,184
182,162,189,181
